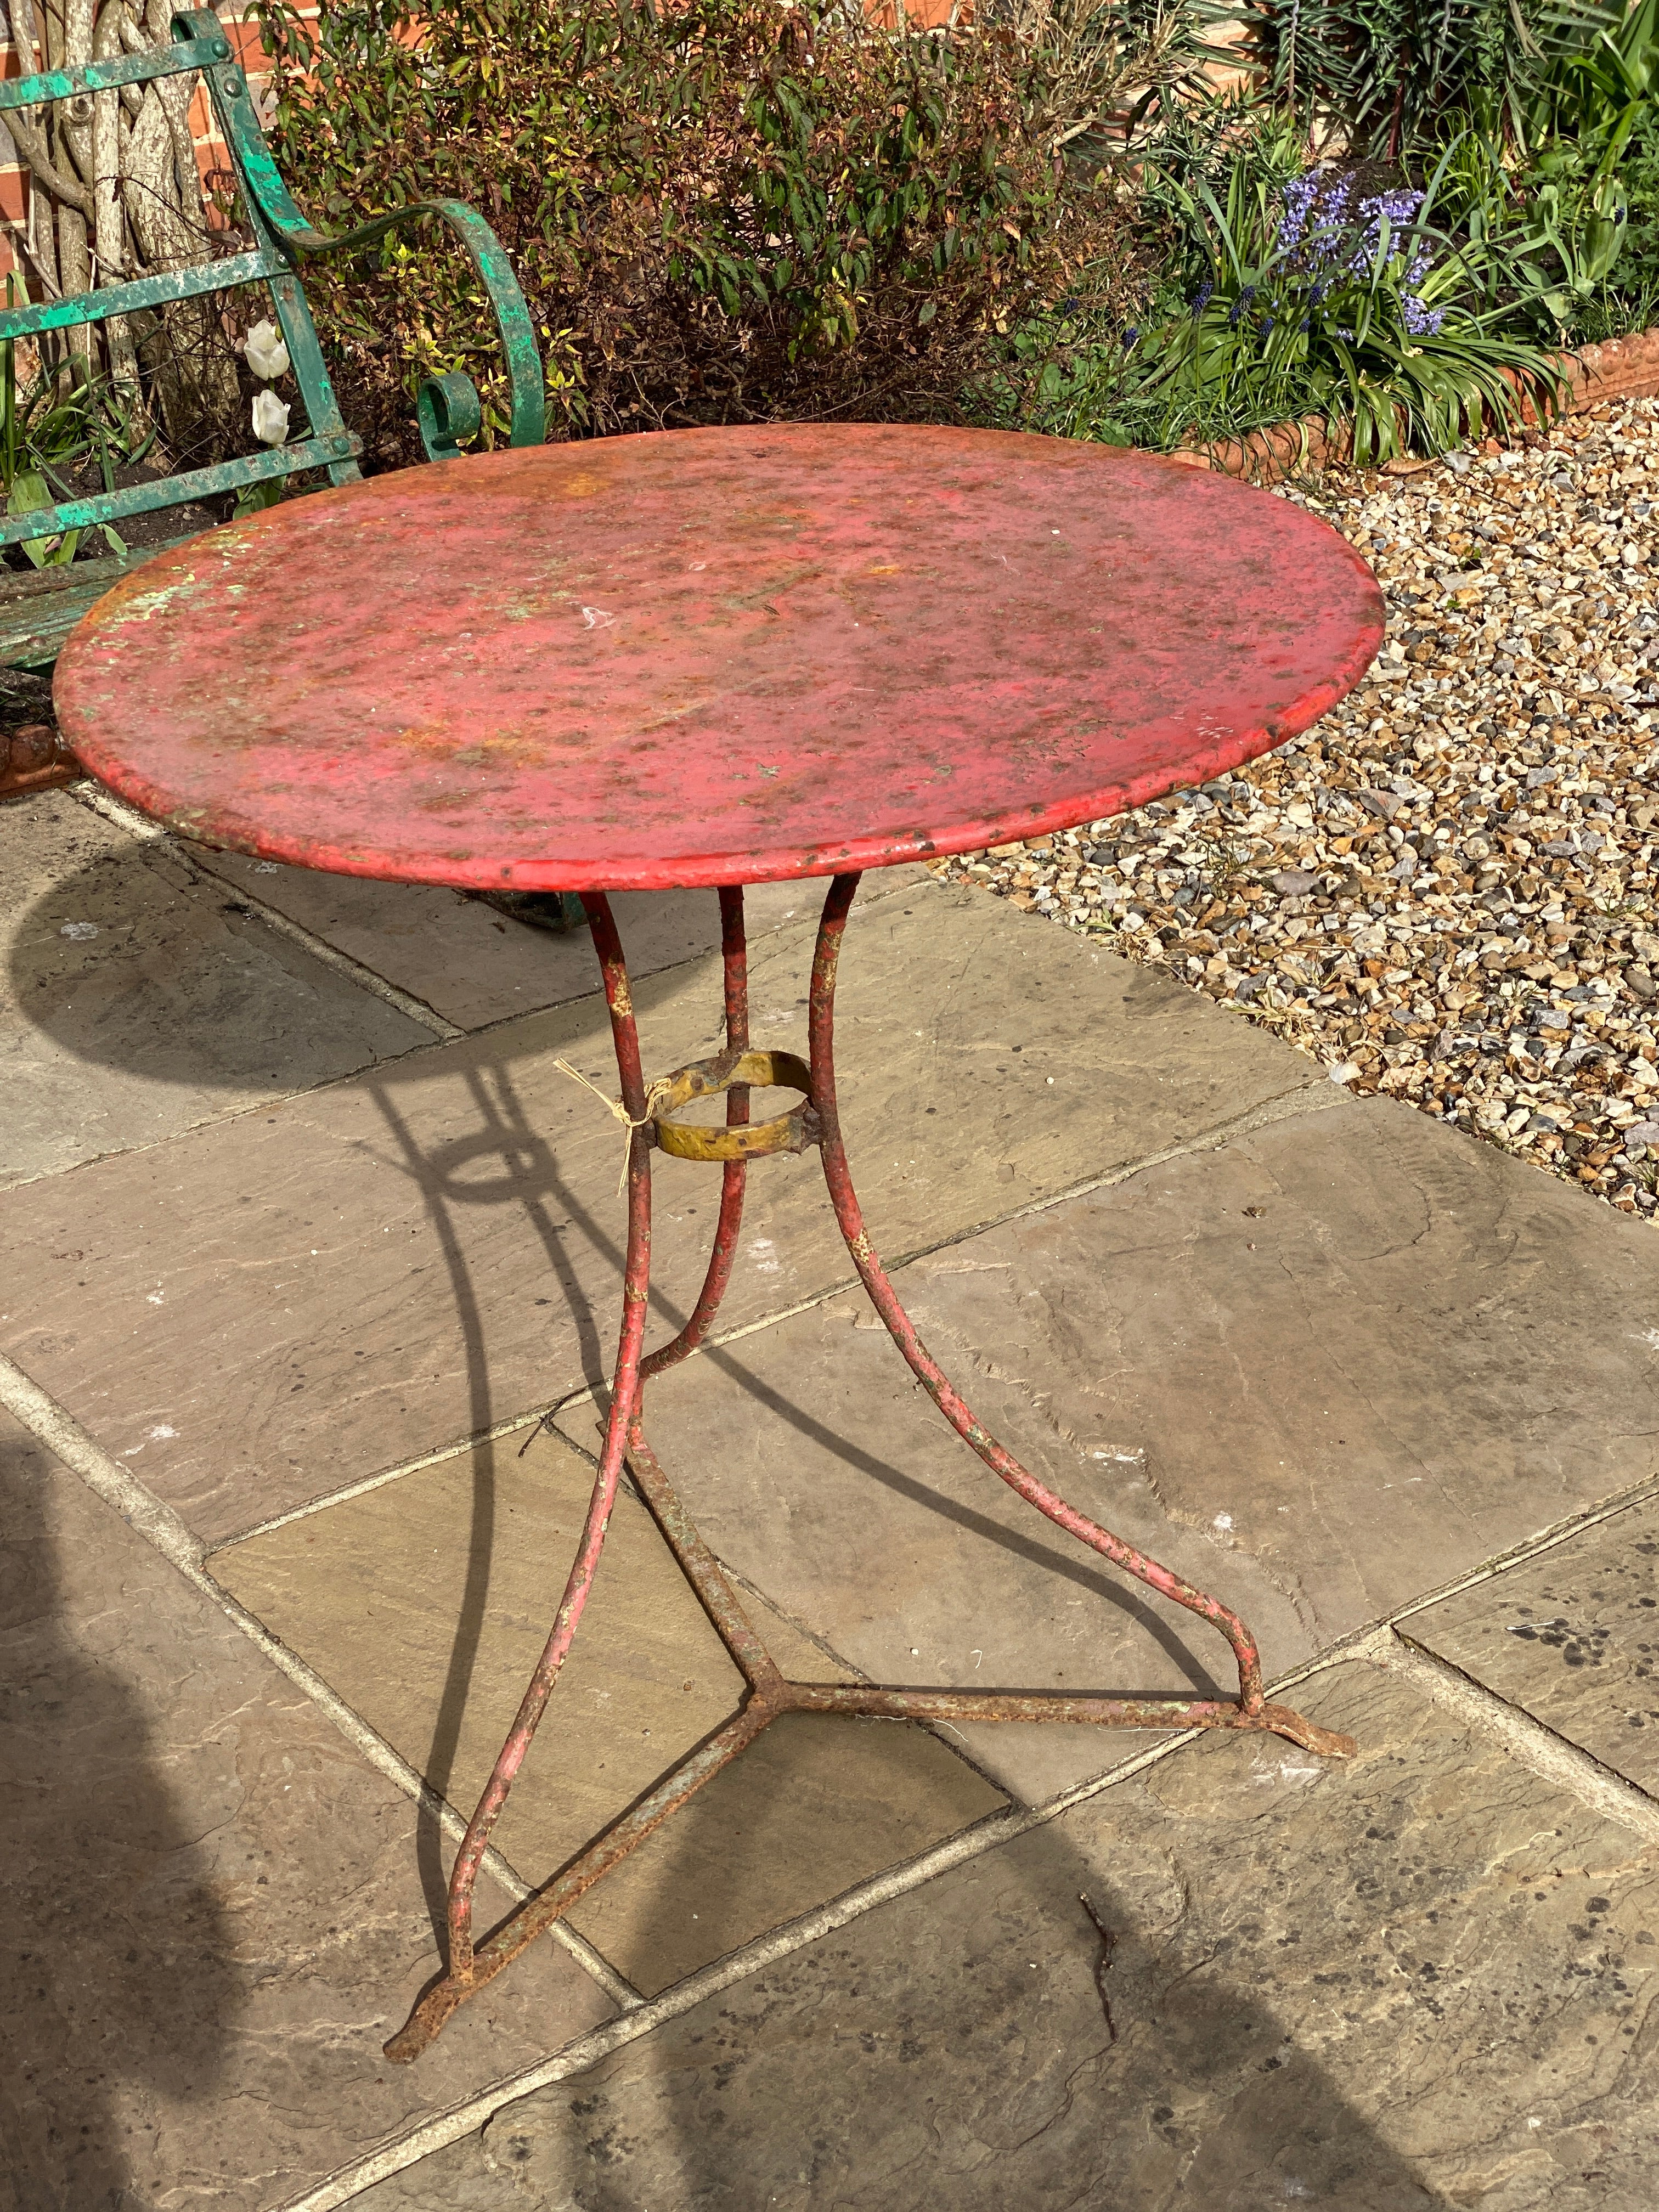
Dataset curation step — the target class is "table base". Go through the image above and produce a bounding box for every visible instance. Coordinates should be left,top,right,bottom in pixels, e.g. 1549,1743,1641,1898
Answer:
386,874,1353,2064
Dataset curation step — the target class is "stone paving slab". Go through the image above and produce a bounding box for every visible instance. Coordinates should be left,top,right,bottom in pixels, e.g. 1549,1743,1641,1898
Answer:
1407,1496,1659,1792
0,881,1329,1545
0,1408,611,2212
560,1091,1659,1808
211,1429,1007,1999
354,1656,1659,2212
3,791,428,1187
185,846,888,1031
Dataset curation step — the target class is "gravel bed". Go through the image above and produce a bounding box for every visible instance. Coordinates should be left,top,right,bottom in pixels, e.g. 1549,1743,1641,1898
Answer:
932,395,1659,1218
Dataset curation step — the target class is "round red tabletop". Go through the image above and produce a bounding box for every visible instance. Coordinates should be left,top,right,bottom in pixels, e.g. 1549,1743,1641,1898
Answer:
53,425,1382,892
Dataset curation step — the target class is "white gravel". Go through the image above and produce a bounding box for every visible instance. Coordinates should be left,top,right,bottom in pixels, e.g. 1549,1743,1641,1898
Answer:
933,396,1659,1218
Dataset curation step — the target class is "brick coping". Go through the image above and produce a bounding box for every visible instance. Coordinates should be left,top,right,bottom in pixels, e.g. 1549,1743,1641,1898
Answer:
1171,326,1659,483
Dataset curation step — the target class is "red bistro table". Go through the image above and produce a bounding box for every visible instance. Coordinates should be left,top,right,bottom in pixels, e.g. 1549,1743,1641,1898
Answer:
55,425,1385,2060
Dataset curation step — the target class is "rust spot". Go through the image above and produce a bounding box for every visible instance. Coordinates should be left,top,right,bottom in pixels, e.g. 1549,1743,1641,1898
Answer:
555,470,611,499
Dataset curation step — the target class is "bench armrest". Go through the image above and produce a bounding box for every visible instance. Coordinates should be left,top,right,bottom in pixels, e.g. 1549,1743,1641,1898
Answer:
171,9,545,453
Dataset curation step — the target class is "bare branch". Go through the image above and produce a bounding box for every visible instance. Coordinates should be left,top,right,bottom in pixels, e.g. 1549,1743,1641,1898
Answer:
4,110,92,211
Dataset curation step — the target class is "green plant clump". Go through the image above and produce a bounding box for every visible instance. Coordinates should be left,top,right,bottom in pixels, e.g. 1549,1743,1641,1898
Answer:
0,284,146,569
1005,112,1569,461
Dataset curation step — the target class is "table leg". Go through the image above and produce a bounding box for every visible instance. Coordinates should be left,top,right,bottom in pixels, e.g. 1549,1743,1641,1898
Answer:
385,888,764,2062
385,873,1352,2064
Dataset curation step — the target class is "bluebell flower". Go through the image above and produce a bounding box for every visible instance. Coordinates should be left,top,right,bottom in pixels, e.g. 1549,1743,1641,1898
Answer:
1260,314,1275,335
1277,170,1323,259
1227,284,1256,328
1280,168,1368,276
1361,188,1424,229
1346,188,1428,276
1402,294,1444,336
1298,314,1311,331
1191,279,1214,313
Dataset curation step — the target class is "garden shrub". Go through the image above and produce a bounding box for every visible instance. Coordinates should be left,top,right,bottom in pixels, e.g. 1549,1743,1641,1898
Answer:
245,0,1659,471
250,0,1140,458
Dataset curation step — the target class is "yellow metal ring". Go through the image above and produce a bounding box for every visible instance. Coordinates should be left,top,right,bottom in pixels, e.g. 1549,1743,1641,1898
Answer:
651,1050,819,1161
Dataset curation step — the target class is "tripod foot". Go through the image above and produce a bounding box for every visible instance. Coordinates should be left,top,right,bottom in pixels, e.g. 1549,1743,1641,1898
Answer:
1254,1702,1356,1758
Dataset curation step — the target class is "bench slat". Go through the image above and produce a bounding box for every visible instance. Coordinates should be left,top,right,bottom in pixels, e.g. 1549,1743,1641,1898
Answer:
0,535,201,668
0,34,229,110
0,429,361,550
0,247,289,343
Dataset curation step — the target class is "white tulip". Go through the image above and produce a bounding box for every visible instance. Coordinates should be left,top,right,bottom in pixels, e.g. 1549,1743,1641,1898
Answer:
252,389,291,446
245,317,290,380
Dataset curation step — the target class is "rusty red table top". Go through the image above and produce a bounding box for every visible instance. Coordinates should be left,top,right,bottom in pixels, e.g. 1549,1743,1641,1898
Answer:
54,425,1383,890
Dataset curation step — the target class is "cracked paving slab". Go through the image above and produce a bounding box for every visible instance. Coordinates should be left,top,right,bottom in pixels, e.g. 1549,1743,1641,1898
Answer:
0,1408,611,2212
351,1657,1659,2212
558,1088,1659,1805
0,877,1331,1547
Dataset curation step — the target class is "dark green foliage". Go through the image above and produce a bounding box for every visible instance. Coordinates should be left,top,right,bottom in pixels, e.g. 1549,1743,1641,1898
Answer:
1238,0,1658,163
250,0,1131,456
1239,0,1544,157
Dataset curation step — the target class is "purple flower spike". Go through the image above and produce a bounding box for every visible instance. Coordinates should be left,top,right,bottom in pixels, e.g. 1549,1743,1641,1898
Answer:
1402,295,1445,336
1361,188,1424,228
1277,170,1323,261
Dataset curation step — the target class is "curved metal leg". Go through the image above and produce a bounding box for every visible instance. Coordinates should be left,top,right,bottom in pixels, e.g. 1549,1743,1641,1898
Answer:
805,873,1343,1742
641,885,751,1381
385,891,658,2063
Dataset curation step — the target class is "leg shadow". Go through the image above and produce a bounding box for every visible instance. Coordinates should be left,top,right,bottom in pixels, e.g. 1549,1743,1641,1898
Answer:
365,1053,707,1948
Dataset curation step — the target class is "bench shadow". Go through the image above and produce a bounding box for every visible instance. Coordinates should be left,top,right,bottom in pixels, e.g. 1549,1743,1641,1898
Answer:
4,830,782,1096
5,834,415,1096
1,1422,235,2212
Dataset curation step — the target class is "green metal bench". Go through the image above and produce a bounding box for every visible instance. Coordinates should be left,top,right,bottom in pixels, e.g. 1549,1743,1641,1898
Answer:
0,5,543,794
